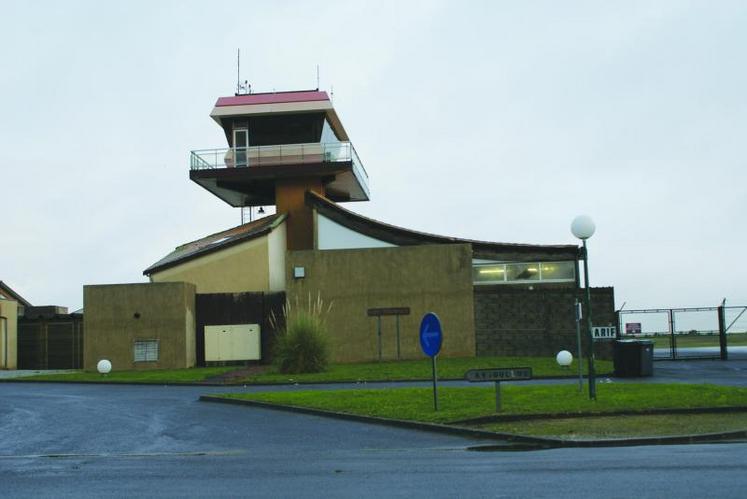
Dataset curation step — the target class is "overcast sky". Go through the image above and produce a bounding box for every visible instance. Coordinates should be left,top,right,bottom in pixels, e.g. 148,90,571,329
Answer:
2,0,745,311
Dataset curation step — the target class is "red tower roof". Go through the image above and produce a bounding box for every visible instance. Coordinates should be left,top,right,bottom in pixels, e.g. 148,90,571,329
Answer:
215,90,329,107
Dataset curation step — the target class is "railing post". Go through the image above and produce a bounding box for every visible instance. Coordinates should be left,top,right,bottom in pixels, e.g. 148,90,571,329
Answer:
669,309,677,360
718,305,728,360
615,309,621,339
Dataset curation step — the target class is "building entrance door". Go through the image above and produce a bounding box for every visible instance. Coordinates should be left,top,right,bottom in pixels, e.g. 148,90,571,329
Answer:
233,129,248,167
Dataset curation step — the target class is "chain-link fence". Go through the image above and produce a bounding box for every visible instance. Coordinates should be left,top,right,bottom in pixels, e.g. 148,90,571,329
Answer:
618,305,747,360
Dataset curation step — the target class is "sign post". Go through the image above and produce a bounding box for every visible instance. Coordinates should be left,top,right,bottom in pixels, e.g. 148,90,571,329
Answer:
419,312,443,411
464,368,533,412
368,307,411,361
495,381,501,412
575,299,583,392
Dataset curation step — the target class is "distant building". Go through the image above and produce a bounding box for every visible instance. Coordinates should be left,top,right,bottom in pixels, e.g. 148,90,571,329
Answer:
0,281,27,369
0,281,83,370
84,90,615,370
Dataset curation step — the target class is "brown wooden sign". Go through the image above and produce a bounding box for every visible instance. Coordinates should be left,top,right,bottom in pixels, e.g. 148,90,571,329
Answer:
465,367,533,382
367,307,411,317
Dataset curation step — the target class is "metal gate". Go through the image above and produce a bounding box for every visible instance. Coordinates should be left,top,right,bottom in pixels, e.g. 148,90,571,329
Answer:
618,304,747,360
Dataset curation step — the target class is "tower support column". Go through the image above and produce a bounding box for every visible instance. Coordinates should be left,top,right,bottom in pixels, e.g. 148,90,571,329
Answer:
275,178,325,251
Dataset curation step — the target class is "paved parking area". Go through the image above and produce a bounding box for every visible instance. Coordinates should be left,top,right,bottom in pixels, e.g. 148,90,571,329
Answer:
646,359,747,386
2,362,747,498
0,382,745,498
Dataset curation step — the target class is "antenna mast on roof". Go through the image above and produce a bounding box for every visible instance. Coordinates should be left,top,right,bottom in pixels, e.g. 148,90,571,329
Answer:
316,65,320,90
236,49,251,96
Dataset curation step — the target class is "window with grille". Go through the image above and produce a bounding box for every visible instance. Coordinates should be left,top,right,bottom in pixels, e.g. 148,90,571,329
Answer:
134,340,159,362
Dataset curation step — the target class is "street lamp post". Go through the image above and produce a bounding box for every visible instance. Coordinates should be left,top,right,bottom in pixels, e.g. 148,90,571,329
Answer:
571,215,596,401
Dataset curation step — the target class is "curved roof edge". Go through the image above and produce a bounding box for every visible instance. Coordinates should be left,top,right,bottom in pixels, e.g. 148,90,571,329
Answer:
306,192,580,261
143,214,287,276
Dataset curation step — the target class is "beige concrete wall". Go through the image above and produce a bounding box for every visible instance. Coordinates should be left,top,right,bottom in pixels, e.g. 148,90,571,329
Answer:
286,244,476,363
185,301,196,367
151,237,271,293
0,299,18,369
267,221,287,292
83,282,196,371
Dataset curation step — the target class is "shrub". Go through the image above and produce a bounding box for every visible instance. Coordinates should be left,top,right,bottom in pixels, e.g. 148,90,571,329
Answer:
271,294,331,374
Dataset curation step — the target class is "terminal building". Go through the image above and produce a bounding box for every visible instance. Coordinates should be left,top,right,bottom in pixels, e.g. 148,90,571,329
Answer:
83,90,615,370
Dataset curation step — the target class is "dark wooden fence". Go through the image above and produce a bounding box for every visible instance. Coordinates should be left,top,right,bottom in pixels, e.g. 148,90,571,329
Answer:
18,315,84,369
195,292,285,366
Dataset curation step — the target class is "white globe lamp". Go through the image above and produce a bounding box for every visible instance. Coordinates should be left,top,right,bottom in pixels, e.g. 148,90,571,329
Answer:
97,359,112,374
556,350,573,367
571,215,596,240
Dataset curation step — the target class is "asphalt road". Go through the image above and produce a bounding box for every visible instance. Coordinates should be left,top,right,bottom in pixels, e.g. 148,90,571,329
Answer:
654,346,747,360
3,381,747,498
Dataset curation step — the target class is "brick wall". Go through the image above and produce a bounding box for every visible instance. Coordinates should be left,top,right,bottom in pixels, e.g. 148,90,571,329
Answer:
474,285,615,359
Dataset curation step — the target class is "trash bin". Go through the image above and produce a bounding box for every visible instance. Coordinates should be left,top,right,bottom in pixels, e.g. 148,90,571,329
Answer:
614,339,654,377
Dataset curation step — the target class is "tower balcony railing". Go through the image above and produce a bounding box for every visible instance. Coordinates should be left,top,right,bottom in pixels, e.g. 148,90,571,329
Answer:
190,142,369,198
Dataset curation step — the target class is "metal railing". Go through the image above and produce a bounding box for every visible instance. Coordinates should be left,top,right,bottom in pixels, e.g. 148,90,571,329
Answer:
190,142,369,198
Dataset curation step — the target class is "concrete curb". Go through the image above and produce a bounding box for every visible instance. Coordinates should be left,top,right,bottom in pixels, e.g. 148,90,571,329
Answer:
198,373,614,385
198,395,554,446
199,395,747,449
451,406,747,425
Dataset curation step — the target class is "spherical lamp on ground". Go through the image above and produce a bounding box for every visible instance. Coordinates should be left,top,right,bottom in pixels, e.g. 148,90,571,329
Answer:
97,359,112,374
571,215,597,401
556,350,573,368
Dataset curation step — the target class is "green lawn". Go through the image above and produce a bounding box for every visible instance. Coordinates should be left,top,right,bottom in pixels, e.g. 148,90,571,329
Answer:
482,413,747,439
232,356,613,384
648,333,747,349
217,383,747,424
17,366,237,383
15,356,613,385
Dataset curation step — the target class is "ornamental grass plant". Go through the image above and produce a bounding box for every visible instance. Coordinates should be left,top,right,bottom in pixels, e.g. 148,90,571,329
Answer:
271,294,332,374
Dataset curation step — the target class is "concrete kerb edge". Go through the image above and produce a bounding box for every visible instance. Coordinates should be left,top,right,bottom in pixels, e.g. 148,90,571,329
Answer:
198,395,554,446
451,405,747,425
198,395,747,449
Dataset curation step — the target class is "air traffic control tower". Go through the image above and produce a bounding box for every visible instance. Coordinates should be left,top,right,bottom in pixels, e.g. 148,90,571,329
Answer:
189,90,369,251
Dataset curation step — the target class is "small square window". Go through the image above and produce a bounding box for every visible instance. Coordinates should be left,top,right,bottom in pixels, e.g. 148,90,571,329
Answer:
134,340,159,362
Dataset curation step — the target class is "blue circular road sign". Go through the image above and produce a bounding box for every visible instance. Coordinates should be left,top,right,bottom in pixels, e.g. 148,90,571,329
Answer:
419,312,443,357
